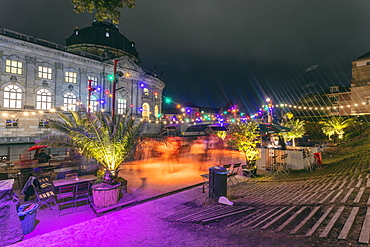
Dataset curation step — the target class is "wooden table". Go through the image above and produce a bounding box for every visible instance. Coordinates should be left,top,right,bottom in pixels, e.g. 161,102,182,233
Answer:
53,175,96,188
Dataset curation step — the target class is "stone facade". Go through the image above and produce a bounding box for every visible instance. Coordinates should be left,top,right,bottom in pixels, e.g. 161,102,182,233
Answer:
0,27,165,143
350,55,370,115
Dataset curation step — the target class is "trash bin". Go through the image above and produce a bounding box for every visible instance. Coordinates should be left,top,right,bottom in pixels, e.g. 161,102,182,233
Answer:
18,203,38,235
209,166,227,200
314,153,322,166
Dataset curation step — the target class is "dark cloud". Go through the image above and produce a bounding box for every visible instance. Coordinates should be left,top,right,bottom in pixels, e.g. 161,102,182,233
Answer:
1,0,370,113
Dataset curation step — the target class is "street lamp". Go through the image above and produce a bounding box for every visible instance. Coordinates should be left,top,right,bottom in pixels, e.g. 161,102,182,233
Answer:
266,98,272,124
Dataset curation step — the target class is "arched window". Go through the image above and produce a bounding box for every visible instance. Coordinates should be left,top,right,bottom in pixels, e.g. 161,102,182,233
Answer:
3,85,22,108
36,89,52,110
154,105,159,119
63,92,77,111
88,95,98,113
142,103,150,121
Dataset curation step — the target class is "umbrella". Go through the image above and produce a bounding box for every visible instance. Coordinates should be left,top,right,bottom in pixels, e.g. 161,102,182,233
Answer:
28,145,48,151
275,125,290,133
258,124,290,134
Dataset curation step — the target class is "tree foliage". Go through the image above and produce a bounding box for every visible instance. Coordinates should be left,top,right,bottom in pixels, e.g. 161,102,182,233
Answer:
280,119,306,146
72,0,136,23
37,108,141,174
227,121,260,165
320,117,354,141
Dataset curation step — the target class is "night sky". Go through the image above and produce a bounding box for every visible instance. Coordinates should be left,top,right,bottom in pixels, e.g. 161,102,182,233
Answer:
1,0,370,113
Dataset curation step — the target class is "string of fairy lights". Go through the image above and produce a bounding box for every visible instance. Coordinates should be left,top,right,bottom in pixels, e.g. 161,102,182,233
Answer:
1,98,369,126
161,99,370,125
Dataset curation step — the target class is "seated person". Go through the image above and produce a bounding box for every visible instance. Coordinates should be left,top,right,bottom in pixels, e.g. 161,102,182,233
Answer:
35,149,51,163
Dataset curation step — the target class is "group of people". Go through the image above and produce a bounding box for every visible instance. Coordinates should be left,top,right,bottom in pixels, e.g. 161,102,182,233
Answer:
33,149,51,163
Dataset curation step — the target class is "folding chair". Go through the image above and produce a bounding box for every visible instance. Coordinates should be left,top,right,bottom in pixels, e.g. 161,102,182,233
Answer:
272,154,289,178
223,164,238,186
229,163,241,185
263,156,278,178
33,184,55,210
200,174,209,193
56,185,76,216
242,165,257,182
75,182,91,210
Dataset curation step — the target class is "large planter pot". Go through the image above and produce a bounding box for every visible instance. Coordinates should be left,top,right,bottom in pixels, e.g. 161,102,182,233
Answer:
91,182,121,208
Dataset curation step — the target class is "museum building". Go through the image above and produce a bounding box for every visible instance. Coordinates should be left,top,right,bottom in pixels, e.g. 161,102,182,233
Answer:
0,21,165,143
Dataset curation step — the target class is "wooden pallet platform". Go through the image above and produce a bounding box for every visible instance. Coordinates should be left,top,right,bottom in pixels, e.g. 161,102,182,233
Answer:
91,194,136,217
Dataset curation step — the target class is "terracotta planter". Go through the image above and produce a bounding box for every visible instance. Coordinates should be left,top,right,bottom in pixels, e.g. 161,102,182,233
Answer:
91,182,121,208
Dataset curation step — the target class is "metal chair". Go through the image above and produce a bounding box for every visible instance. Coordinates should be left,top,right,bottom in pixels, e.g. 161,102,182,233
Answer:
200,174,209,193
33,184,55,210
75,182,91,210
223,163,237,186
56,185,76,216
273,154,289,178
229,163,241,185
242,165,257,182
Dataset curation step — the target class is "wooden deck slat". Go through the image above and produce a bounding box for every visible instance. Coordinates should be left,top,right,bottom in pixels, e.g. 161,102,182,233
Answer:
318,190,335,204
329,181,340,191
227,209,263,228
338,207,359,240
250,207,287,228
341,188,354,203
359,207,370,244
305,207,333,237
354,187,365,203
319,206,344,238
260,206,296,230
241,207,281,227
275,206,306,232
290,206,321,235
355,179,363,188
346,180,354,189
329,189,344,203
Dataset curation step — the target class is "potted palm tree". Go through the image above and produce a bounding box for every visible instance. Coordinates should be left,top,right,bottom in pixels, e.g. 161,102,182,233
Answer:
37,108,142,207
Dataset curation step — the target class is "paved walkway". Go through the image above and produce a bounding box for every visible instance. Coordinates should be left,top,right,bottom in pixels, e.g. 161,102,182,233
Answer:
13,150,245,242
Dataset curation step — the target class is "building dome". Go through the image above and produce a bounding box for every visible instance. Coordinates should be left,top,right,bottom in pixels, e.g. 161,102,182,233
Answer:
66,21,139,60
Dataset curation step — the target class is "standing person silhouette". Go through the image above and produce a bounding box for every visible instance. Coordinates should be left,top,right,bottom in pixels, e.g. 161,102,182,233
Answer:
36,149,51,163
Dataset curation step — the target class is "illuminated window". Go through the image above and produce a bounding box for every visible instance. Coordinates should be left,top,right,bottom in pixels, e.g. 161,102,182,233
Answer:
154,105,159,118
65,71,77,83
36,89,52,110
5,60,22,74
4,85,22,108
118,98,127,115
39,119,49,128
143,88,149,97
63,92,77,111
6,119,18,127
88,95,98,113
38,66,52,79
142,103,150,120
88,76,98,88
329,86,339,93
